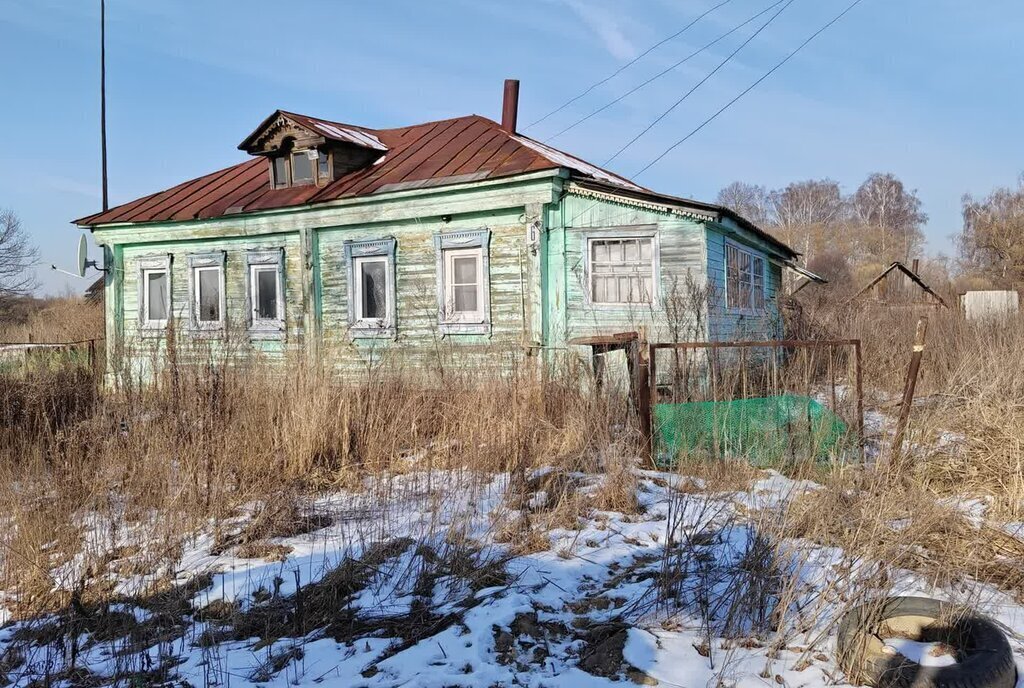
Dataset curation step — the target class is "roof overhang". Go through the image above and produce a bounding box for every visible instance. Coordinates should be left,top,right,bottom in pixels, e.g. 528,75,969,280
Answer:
238,110,388,156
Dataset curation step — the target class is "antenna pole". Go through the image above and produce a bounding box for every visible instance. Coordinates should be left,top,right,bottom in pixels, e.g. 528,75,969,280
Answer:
100,0,108,211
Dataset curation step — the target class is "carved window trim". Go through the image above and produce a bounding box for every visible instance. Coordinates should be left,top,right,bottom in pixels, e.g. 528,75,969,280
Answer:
136,253,172,336
434,229,492,336
343,238,397,340
187,251,227,337
245,248,286,340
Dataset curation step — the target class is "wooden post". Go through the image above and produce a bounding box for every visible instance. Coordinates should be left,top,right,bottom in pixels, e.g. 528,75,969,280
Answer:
890,317,928,462
854,339,864,461
634,338,653,466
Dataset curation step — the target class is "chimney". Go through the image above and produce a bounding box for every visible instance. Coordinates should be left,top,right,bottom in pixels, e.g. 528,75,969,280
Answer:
501,79,520,134
911,258,920,275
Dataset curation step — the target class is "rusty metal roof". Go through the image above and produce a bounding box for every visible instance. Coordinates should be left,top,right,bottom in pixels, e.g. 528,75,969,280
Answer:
75,113,643,227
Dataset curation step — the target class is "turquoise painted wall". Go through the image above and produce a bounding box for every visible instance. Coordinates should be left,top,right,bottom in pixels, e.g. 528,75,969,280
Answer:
704,221,784,342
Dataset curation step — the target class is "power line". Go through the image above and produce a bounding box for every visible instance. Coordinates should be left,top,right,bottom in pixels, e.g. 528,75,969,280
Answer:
604,0,795,165
524,0,734,131
543,0,789,143
634,0,867,178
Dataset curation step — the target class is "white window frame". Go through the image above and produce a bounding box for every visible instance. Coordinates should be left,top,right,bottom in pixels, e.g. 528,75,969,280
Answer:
434,229,491,335
442,247,485,323
353,255,392,328
344,238,397,339
137,254,172,335
246,248,286,339
187,252,227,335
724,239,767,313
582,227,660,308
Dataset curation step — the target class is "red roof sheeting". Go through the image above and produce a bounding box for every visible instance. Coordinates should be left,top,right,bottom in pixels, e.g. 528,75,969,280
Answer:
75,113,642,226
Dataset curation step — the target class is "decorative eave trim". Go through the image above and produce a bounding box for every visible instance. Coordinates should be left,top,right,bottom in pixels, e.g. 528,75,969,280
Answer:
565,182,716,223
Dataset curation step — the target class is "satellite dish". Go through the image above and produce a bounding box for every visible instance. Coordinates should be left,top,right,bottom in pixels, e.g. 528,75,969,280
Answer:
77,234,88,278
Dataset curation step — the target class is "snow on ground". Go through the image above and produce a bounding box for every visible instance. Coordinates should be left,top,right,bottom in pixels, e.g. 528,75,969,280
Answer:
0,468,1022,687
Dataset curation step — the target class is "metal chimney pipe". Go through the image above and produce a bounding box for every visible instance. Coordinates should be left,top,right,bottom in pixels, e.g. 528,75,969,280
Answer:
502,79,520,134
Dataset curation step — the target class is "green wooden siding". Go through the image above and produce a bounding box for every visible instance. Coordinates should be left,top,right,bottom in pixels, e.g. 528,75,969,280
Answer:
119,233,304,357
92,171,790,378
704,226,783,342
316,208,527,370
545,193,708,349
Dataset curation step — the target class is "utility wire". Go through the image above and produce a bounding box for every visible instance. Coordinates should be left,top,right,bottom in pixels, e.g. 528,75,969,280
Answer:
604,0,795,165
525,0,734,130
634,0,867,177
544,0,789,143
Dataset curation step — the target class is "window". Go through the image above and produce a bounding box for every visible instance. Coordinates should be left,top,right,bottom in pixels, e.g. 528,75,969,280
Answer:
271,146,331,189
443,248,483,321
354,256,389,324
144,270,169,322
434,229,491,335
187,252,226,333
137,254,172,333
195,267,221,322
588,236,656,305
725,243,766,311
272,156,290,188
344,238,397,338
246,248,285,338
291,150,314,184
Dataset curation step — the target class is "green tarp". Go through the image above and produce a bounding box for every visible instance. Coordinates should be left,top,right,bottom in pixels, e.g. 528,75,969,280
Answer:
654,395,850,468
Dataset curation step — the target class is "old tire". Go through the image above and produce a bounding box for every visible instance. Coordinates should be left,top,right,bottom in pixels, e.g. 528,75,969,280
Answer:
836,596,1016,688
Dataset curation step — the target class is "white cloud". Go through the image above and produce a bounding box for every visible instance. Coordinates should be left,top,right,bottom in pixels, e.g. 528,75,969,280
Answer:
562,0,638,60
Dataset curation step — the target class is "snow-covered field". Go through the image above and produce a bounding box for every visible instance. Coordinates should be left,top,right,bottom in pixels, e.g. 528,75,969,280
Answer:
1,468,1022,687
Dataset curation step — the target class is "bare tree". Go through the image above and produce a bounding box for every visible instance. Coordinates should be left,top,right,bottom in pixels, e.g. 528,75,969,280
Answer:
716,181,771,227
958,175,1024,287
852,173,927,262
768,179,847,264
0,209,38,302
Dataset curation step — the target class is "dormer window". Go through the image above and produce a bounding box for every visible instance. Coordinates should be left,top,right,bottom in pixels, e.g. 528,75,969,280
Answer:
271,139,330,189
240,111,388,190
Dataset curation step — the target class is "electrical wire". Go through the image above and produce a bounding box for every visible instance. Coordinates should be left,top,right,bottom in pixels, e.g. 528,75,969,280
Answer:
603,0,795,165
564,0,867,226
524,0,734,130
543,0,789,143
634,0,867,177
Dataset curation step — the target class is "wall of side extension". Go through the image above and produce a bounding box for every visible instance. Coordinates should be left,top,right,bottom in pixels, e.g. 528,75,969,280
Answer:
705,219,784,342
544,192,710,359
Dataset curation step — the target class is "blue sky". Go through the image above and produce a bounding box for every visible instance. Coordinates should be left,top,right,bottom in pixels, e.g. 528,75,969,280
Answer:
2,0,1022,295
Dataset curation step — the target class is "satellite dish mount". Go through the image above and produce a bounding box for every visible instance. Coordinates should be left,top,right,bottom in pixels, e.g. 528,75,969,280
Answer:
51,234,108,279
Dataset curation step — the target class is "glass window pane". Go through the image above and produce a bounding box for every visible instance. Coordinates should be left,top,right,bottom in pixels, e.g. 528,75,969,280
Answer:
452,256,477,285
624,240,639,261
147,271,167,321
198,268,220,322
256,268,278,320
640,239,652,260
360,261,387,319
593,242,609,263
273,156,289,187
453,284,477,313
292,151,313,183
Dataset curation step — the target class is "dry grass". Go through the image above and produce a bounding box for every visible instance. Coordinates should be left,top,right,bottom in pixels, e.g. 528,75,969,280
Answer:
2,297,1024,683
0,297,103,343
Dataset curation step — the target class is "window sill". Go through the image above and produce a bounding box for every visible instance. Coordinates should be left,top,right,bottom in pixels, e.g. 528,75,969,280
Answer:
248,327,287,341
349,326,397,340
584,301,659,310
439,322,491,336
189,327,226,340
139,325,169,338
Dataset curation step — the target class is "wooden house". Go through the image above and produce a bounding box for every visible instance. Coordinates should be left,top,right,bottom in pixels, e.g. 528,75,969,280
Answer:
74,81,802,376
